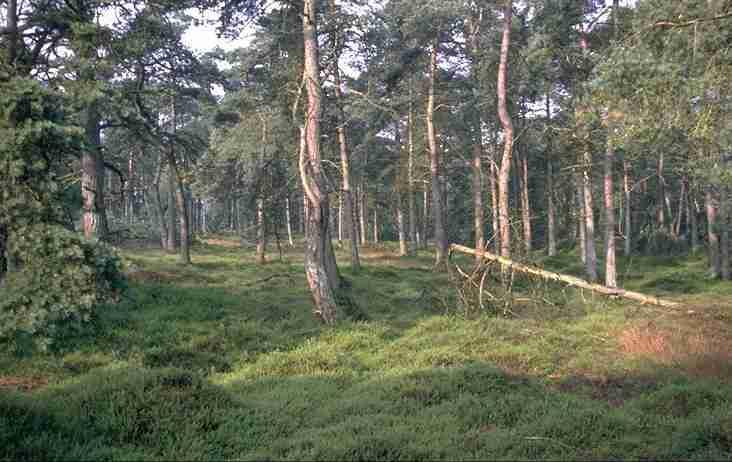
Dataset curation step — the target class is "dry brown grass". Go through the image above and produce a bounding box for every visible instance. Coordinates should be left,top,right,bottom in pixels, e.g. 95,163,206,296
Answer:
619,321,732,380
0,376,48,391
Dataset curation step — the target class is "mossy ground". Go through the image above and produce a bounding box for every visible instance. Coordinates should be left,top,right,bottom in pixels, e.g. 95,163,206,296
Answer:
2,236,731,460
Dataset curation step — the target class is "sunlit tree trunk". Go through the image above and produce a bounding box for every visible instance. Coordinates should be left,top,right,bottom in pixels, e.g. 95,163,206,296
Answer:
582,151,598,282
604,122,617,288
301,0,340,324
576,171,587,264
359,185,367,246
427,41,448,266
720,185,730,280
395,120,408,256
408,83,418,253
705,188,720,278
373,207,379,244
496,0,514,259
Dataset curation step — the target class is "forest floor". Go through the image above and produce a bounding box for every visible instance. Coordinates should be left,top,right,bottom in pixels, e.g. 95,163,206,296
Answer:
2,236,732,460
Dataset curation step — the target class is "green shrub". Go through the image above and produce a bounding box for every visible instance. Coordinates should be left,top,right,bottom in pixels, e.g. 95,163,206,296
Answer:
0,224,126,351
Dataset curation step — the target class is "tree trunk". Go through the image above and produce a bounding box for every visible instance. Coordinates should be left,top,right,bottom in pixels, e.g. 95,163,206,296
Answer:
674,177,687,238
547,159,557,257
582,151,598,282
721,185,730,280
496,0,514,259
301,0,340,324
331,0,360,270
546,94,557,257
472,142,485,260
690,185,700,253
427,41,448,266
0,224,7,282
373,207,379,244
705,188,720,278
82,102,108,240
519,152,532,253
285,197,295,246
576,170,587,264
656,154,666,231
467,11,485,260
489,145,500,254
153,155,168,249
408,83,418,253
359,185,367,246
166,148,190,265
604,124,617,288
623,160,632,256
256,198,266,264
422,184,430,249
395,120,408,256
166,167,177,251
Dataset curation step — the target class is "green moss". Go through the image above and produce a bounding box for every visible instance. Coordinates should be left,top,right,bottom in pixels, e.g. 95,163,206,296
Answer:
1,237,731,460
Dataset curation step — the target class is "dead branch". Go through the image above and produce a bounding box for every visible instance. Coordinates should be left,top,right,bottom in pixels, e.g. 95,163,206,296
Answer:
450,244,681,308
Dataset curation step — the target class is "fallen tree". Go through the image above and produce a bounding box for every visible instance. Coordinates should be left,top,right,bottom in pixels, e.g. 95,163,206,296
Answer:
449,244,681,308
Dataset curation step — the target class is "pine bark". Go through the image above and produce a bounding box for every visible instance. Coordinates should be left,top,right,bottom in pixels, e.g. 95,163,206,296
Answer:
82,101,109,240
604,124,617,288
496,0,514,259
301,0,340,324
408,83,418,252
582,151,598,282
576,171,587,264
427,42,448,266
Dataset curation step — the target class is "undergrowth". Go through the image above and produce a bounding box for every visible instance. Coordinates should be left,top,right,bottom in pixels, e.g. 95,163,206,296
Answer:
1,238,731,460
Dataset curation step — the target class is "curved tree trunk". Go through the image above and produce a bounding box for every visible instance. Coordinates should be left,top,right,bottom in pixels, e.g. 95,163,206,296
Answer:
496,0,514,259
301,0,340,324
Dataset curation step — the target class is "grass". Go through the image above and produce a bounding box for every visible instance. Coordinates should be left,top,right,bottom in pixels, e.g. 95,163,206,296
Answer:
2,236,732,460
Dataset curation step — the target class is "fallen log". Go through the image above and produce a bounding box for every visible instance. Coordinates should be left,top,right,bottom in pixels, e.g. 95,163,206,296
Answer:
449,244,681,308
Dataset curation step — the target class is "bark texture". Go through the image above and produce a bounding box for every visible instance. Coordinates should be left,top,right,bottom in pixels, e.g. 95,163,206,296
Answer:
496,0,514,258
301,0,340,324
427,42,448,266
